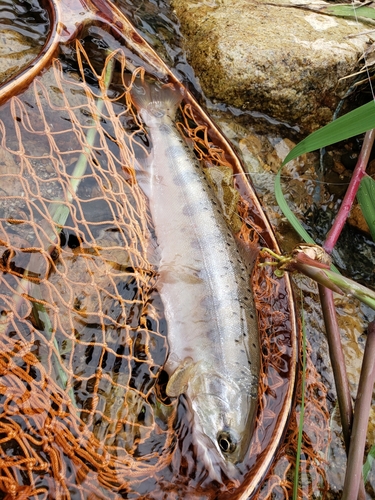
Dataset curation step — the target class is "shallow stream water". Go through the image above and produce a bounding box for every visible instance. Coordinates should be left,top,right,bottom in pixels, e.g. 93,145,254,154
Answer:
0,0,375,498
113,1,375,497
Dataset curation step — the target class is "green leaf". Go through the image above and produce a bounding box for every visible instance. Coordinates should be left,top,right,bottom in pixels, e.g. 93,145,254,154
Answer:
363,443,375,482
283,101,375,165
325,5,375,20
275,170,345,273
293,289,307,500
357,175,375,242
275,169,316,244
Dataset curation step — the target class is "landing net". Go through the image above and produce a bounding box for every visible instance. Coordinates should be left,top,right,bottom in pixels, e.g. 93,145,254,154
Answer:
0,40,329,499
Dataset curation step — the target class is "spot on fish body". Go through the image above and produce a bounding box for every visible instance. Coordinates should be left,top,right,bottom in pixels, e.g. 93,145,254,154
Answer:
182,201,206,217
166,145,185,159
190,238,201,250
159,123,173,135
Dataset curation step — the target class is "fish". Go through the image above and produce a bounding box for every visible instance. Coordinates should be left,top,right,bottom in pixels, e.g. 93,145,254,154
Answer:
130,79,260,478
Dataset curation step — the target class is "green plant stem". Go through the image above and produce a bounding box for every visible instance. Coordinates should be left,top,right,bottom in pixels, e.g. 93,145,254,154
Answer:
293,260,375,311
324,129,375,254
293,290,307,500
47,54,115,229
342,320,375,500
261,248,375,310
324,268,375,310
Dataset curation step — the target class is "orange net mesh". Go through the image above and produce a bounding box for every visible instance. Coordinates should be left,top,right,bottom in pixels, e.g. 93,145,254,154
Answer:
256,334,331,500
0,42,171,498
0,38,330,499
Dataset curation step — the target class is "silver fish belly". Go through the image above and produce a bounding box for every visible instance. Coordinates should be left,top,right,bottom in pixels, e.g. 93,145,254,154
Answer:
133,83,260,472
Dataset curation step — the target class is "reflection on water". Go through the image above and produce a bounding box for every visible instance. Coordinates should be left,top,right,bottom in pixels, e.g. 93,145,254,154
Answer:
0,0,49,42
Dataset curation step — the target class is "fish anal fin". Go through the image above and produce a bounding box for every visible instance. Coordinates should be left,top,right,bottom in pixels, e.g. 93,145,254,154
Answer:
166,357,196,397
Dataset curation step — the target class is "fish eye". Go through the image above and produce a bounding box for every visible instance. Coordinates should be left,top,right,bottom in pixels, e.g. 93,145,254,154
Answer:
217,430,237,454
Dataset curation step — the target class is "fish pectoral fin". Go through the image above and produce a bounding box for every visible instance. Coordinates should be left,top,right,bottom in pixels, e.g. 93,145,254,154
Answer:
166,357,196,397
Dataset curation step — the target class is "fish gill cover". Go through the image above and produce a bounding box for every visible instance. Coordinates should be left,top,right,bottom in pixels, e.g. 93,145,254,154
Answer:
0,2,329,498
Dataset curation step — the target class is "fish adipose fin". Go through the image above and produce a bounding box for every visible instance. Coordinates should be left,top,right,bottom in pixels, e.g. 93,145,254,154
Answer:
166,357,196,397
130,80,184,119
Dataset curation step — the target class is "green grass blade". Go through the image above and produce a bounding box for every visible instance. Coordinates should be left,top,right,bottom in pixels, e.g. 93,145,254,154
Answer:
275,170,344,274
47,54,115,230
293,290,307,500
283,101,375,165
275,169,316,244
325,5,375,20
357,175,375,242
363,443,375,482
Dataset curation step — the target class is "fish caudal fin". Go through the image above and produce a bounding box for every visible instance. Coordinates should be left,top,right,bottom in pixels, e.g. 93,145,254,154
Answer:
130,79,184,119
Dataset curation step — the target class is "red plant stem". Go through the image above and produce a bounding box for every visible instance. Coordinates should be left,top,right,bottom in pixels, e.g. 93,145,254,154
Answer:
324,128,375,254
342,320,375,500
319,285,367,500
318,285,353,452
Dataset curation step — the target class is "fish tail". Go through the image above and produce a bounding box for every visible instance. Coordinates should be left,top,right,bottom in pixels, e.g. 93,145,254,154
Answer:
130,80,184,119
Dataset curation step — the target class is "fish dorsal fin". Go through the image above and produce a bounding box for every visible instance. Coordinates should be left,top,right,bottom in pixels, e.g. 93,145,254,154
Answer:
166,357,196,397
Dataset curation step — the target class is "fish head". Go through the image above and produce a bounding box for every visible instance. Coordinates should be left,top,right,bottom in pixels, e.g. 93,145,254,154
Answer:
188,371,256,471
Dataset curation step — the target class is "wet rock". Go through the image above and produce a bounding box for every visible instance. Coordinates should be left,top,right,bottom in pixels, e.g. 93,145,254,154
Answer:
171,0,370,132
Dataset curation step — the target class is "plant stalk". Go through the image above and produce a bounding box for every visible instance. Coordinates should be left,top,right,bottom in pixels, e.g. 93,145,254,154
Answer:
342,320,375,500
303,264,375,310
293,290,307,500
324,128,375,254
318,285,353,452
261,248,375,310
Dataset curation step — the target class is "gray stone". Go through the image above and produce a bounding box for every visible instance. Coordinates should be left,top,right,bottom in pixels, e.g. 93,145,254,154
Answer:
171,0,371,132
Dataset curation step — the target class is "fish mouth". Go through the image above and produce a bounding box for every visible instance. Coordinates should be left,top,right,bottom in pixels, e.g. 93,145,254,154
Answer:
194,425,241,483
190,391,254,466
180,400,243,482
